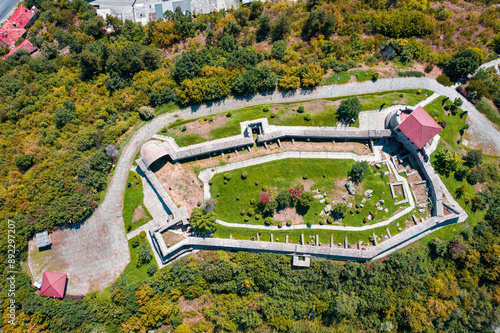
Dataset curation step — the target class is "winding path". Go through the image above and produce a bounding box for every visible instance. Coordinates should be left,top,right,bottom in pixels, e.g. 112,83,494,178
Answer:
34,76,500,295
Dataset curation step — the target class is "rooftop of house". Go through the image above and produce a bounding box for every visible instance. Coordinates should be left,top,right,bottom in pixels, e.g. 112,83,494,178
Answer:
0,5,39,47
397,105,442,150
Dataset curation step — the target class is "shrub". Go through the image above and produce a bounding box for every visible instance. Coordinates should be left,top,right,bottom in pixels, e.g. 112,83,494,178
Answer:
208,117,214,123
454,97,463,107
15,154,34,172
241,171,248,179
127,225,132,232
244,216,250,222
264,217,275,226
235,196,239,201
127,182,132,188
303,174,308,179
224,180,228,185
363,217,368,223
250,198,256,205
263,105,270,112
465,149,483,166
399,93,404,98
436,74,453,87
349,161,370,183
333,203,348,218
227,111,232,117
323,174,326,178
197,201,202,207
208,179,213,185
247,208,255,216
131,237,140,248
441,121,447,128
240,210,245,215
139,106,155,120
327,216,334,224
298,105,305,113
373,213,377,218
425,64,434,73
224,173,232,181
286,220,292,226
181,125,187,132
139,230,147,238
450,104,458,115
255,214,261,220
417,89,422,94
325,198,330,204
255,181,259,186
398,71,424,77
350,209,354,214
304,113,312,121
147,263,158,276
216,193,220,197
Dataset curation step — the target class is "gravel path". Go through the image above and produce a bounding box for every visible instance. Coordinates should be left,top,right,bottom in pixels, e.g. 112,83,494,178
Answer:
34,77,500,295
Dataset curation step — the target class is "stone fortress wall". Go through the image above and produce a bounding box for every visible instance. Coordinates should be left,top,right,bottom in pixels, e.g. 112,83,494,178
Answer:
136,111,467,268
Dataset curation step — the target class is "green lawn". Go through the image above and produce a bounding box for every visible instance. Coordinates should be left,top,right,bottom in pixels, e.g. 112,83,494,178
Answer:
123,171,152,232
214,215,409,245
118,235,156,285
162,89,432,147
424,97,467,151
475,98,500,128
321,71,352,85
210,159,407,227
351,69,377,82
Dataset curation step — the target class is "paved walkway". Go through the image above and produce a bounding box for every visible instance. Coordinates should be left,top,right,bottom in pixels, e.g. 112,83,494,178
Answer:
36,76,499,294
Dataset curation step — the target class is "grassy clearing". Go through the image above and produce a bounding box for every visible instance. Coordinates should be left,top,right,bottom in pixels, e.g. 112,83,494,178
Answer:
123,171,152,232
321,71,352,85
214,216,409,245
351,69,377,82
210,159,407,227
475,98,500,128
424,97,467,151
162,90,431,147
118,235,156,285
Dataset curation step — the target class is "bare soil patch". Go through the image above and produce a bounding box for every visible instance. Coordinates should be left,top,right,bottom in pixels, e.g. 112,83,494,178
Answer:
155,161,204,214
162,231,187,247
132,205,147,223
273,207,304,225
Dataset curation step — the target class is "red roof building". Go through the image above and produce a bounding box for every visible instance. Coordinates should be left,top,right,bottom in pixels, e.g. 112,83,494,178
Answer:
0,5,39,58
397,106,442,149
40,272,67,298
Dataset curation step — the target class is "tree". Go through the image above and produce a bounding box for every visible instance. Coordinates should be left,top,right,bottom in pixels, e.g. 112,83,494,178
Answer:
348,161,370,183
333,203,348,218
249,1,264,20
272,40,287,62
175,324,191,333
53,101,76,129
302,9,336,41
190,208,217,234
494,33,500,54
257,14,272,41
464,149,483,167
173,51,201,83
433,149,462,175
337,97,362,122
298,191,313,207
300,64,324,87
138,106,155,120
219,34,237,53
83,15,106,39
231,68,278,94
15,154,34,172
272,14,291,41
334,292,360,317
445,49,480,82
89,150,110,171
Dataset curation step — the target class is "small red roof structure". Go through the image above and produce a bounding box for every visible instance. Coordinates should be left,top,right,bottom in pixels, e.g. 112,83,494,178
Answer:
40,272,67,298
3,39,37,59
0,5,39,58
397,106,442,149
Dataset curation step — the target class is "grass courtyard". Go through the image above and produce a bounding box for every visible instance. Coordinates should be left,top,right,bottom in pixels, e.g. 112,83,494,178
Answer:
160,89,432,147
123,171,152,232
209,158,407,227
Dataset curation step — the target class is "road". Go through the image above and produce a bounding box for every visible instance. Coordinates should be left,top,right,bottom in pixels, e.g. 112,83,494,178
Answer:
0,0,19,23
31,76,500,295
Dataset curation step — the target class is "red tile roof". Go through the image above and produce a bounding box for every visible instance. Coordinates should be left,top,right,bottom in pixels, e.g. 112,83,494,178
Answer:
3,39,37,59
40,272,67,298
0,5,39,47
398,105,442,149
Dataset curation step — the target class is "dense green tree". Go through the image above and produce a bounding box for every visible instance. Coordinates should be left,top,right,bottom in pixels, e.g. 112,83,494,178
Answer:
371,10,434,38
272,14,291,41
53,101,76,129
445,49,480,82
231,67,278,94
337,97,362,122
190,207,217,234
464,149,483,167
173,51,201,83
256,14,272,42
14,154,34,172
271,40,287,61
219,34,238,53
348,161,370,183
227,47,259,69
249,1,264,20
83,15,106,39
301,9,336,41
